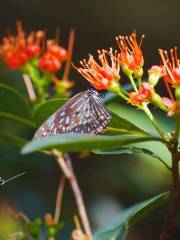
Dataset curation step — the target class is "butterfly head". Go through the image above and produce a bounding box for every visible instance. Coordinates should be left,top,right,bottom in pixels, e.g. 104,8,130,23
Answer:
87,88,100,99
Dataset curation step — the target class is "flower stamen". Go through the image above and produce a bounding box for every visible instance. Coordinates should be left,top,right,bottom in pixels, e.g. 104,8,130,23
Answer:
73,48,120,90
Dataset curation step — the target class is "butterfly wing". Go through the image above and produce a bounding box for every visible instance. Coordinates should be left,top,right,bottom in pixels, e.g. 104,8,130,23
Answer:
91,96,111,134
64,93,111,134
33,91,87,139
34,90,111,139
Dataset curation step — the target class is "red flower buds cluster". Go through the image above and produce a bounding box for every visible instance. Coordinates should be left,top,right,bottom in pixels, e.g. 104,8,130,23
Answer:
39,40,67,73
0,22,68,74
0,22,44,69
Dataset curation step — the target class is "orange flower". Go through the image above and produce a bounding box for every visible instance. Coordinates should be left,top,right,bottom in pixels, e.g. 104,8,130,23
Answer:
116,31,144,72
0,22,44,69
129,82,153,105
159,48,180,86
74,48,120,90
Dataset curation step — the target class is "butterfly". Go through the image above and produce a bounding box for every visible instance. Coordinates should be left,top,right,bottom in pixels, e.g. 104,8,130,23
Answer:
33,88,111,139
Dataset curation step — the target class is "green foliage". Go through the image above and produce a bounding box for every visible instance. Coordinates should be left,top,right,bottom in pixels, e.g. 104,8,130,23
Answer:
0,130,27,147
21,133,163,154
0,83,35,127
107,112,147,135
108,102,174,134
93,146,171,171
95,192,170,240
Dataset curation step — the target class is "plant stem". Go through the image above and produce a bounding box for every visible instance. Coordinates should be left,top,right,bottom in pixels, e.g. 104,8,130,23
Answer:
142,103,165,139
116,91,131,103
175,119,180,139
128,74,138,92
63,153,93,239
22,74,37,101
54,176,66,224
137,76,141,88
160,142,180,240
52,150,93,239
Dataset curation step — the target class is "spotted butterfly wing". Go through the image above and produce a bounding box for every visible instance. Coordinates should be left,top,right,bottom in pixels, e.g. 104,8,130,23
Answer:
34,89,111,139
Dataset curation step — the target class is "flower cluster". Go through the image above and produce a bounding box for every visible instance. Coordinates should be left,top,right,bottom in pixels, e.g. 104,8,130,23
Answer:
0,22,67,72
39,40,67,73
75,31,180,117
0,22,44,69
0,22,74,100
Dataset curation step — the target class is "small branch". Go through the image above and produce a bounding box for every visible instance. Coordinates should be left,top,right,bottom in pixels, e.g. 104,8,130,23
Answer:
51,150,93,239
64,153,93,239
62,29,75,81
52,149,73,179
54,176,66,224
160,199,180,240
22,74,37,101
171,150,180,199
175,119,180,140
160,146,180,240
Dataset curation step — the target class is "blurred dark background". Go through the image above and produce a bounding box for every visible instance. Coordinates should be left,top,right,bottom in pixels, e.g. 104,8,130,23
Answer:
0,0,179,239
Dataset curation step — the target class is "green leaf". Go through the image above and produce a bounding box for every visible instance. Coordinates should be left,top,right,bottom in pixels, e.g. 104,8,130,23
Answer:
95,192,170,240
93,147,171,171
108,103,174,134
0,83,35,127
107,112,147,135
34,98,68,126
21,133,164,154
0,130,27,147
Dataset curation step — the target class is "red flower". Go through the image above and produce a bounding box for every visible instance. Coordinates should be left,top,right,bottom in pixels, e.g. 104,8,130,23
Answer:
0,22,44,69
39,40,67,73
39,53,62,73
75,48,120,90
129,82,153,105
47,40,67,62
116,31,144,72
159,48,180,86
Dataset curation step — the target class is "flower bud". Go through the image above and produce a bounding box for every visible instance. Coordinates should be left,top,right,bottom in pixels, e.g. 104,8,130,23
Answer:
148,65,165,87
150,92,166,111
107,80,121,94
121,64,133,78
134,67,143,79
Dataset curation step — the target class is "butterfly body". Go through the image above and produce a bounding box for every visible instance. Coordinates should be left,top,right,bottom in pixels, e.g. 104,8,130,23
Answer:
34,89,111,139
